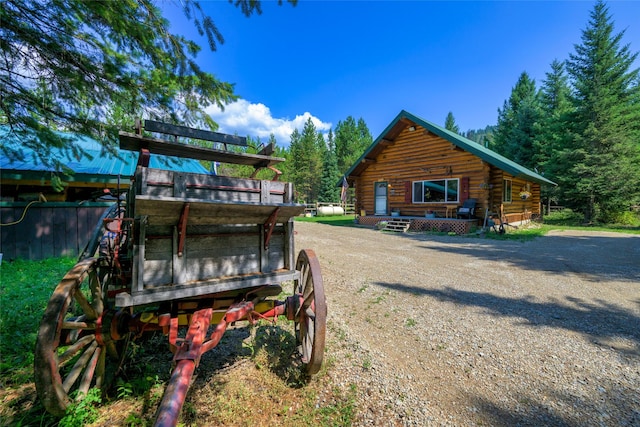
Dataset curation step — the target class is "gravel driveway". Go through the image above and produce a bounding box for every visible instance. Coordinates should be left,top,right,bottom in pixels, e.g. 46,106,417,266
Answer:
294,222,640,426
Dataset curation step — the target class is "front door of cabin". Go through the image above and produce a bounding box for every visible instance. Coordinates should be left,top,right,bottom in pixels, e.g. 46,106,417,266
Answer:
374,181,388,215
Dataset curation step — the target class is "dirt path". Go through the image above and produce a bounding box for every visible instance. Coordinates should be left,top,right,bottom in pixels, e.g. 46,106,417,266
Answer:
294,223,640,426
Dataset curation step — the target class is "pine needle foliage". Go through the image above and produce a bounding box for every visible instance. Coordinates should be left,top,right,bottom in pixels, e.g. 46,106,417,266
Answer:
0,0,294,170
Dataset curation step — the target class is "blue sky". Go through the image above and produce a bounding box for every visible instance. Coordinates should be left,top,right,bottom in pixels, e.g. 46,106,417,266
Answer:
163,1,640,146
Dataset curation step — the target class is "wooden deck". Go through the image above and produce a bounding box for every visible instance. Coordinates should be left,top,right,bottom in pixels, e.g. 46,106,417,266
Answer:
357,215,478,234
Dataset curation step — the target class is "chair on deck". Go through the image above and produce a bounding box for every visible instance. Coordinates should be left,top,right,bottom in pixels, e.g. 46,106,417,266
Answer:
456,198,477,219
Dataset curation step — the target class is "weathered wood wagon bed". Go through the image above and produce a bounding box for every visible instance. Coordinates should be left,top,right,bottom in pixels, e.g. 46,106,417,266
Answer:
33,121,326,426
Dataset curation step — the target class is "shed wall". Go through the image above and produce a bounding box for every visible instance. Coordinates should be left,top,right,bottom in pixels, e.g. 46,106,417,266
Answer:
0,202,112,260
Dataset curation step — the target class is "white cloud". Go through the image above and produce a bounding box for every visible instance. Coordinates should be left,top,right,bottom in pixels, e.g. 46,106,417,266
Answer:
205,99,332,147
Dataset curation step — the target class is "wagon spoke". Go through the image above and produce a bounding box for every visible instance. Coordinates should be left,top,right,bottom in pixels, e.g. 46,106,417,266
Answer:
63,341,98,393
73,287,97,321
95,344,106,388
58,335,95,367
89,270,104,315
77,346,102,397
305,317,315,345
62,321,95,330
305,306,316,320
302,286,315,307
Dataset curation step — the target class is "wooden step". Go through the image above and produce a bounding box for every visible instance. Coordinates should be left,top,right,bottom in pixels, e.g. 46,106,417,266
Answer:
381,219,410,233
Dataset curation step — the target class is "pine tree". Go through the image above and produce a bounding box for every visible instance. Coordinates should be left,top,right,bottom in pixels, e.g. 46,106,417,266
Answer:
0,0,291,169
356,117,374,154
533,60,574,208
335,116,373,174
318,130,341,203
493,72,542,169
564,0,640,222
288,118,324,202
444,112,460,134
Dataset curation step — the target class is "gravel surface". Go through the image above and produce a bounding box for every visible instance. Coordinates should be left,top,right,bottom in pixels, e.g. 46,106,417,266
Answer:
294,222,640,426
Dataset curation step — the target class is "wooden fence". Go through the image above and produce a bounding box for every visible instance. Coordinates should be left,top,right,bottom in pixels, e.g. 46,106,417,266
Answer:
304,202,355,216
0,202,113,261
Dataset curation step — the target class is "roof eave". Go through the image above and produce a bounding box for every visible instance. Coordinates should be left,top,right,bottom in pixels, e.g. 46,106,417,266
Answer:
344,110,556,187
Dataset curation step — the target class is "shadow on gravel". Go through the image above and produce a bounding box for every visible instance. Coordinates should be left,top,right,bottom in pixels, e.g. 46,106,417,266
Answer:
406,233,640,283
470,389,640,427
470,395,574,427
375,282,640,358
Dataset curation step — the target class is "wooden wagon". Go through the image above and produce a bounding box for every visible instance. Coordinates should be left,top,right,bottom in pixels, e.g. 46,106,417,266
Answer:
33,121,326,426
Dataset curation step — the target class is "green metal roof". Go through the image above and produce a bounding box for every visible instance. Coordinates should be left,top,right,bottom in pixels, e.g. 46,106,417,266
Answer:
343,110,556,186
1,128,211,183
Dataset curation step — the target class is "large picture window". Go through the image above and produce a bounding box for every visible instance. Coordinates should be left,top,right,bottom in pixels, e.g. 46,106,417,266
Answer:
412,178,459,203
503,179,512,203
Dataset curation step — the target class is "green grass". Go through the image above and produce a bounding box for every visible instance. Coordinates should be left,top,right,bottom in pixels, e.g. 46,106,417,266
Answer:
543,209,640,234
0,256,77,384
427,208,640,241
478,223,549,241
295,214,358,227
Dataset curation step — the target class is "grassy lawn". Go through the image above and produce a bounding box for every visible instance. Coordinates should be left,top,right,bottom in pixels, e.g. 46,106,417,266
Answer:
295,214,359,227
542,209,640,234
479,210,640,239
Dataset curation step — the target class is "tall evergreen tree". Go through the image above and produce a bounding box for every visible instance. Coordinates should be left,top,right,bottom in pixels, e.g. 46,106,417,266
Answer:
334,116,373,174
493,72,542,169
563,0,640,222
318,129,341,202
357,117,374,151
533,59,574,208
288,118,324,202
444,112,460,134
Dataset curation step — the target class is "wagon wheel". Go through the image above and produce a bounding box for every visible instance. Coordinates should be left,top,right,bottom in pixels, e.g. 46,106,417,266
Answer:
293,249,327,375
34,258,129,417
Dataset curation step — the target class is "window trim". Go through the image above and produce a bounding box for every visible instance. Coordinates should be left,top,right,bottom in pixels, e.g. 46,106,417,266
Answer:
412,178,460,204
503,178,513,203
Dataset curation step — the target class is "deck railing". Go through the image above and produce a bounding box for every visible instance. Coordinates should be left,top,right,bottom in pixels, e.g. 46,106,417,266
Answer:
304,202,355,216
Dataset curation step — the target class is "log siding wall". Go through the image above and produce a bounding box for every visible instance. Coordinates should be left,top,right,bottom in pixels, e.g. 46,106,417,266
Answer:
354,125,541,219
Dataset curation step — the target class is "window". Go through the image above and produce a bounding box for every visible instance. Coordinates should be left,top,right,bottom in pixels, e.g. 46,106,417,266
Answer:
412,178,459,203
503,179,512,203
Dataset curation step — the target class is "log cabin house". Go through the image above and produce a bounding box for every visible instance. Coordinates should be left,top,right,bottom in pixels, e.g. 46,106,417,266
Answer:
343,110,556,233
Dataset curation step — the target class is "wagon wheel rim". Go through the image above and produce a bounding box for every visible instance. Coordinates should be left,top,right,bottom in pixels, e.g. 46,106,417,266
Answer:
294,249,326,375
34,258,129,417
